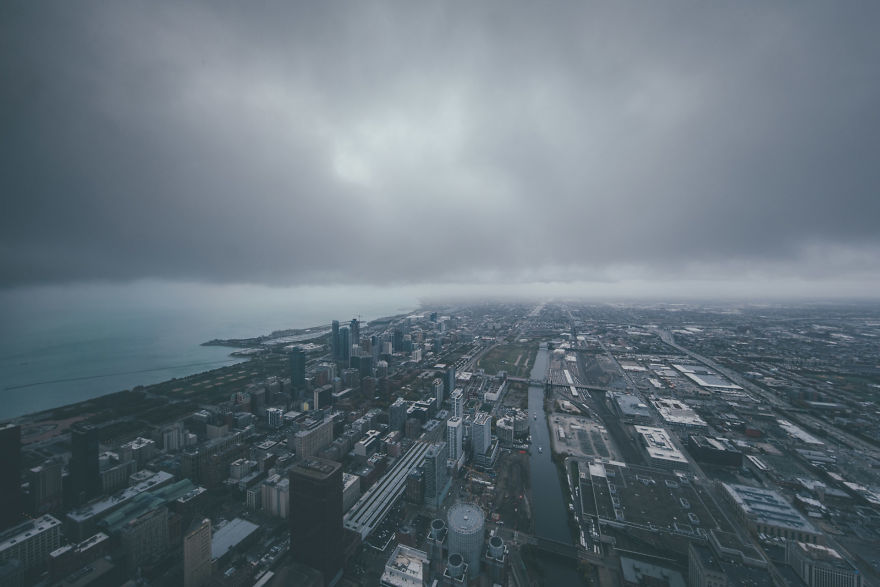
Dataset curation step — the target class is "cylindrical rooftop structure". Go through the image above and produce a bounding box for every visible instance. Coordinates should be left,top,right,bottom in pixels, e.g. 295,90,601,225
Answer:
488,535,504,558
446,553,465,580
447,502,485,579
430,518,446,540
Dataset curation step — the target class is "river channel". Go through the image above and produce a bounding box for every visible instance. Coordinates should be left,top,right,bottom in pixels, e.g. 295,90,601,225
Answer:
527,344,585,583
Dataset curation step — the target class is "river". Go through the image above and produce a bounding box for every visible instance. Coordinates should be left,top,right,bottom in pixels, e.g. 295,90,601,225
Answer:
527,344,585,584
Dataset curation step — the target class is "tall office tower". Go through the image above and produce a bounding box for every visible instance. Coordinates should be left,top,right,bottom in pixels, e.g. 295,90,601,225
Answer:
331,320,340,359
423,442,449,508
445,366,456,396
447,417,463,463
289,458,343,586
472,413,492,457
392,328,404,352
451,389,464,420
183,518,212,587
289,347,307,392
69,423,101,506
0,423,22,528
349,318,360,347
432,378,444,408
389,398,408,433
338,326,351,363
29,458,64,515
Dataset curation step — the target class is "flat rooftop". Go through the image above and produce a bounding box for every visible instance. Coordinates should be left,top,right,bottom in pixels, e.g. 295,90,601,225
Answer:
722,483,817,534
212,518,259,560
634,426,689,465
380,544,429,587
66,470,174,523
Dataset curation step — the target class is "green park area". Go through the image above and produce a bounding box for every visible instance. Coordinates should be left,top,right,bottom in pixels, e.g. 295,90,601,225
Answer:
476,340,536,378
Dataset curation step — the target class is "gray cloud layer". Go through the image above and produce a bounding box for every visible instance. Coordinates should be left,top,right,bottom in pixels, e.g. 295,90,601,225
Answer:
2,2,879,289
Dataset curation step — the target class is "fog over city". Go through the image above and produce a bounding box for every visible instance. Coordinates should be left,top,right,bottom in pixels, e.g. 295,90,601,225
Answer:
3,2,880,298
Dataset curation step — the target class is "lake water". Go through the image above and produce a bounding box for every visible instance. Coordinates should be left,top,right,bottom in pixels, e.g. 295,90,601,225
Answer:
0,281,420,419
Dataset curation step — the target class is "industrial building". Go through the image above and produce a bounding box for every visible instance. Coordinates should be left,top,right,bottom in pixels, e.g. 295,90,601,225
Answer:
634,426,690,470
720,483,822,544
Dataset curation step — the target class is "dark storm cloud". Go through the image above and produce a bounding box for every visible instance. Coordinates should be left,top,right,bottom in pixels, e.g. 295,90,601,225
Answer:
2,1,879,288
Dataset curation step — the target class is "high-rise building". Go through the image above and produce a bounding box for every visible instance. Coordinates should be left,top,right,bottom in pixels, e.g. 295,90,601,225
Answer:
0,424,22,529
445,366,456,396
289,347,307,392
349,318,360,347
289,458,343,586
120,505,169,571
451,389,464,420
447,502,485,581
29,458,64,515
183,518,212,587
423,442,449,508
389,398,408,433
432,378,444,408
447,417,463,463
338,326,351,363
70,423,101,506
331,320,340,360
472,413,491,458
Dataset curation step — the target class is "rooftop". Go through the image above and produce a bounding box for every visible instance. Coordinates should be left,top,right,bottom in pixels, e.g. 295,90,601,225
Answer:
380,544,429,587
211,518,259,560
723,483,817,534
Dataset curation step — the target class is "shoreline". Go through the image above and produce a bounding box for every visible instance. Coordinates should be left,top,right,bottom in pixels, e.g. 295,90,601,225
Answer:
7,310,415,439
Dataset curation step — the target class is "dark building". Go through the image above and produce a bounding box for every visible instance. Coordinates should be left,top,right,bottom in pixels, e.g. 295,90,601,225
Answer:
0,423,22,529
331,320,340,360
445,366,456,396
29,458,64,515
393,328,404,353
687,435,743,468
69,424,101,506
289,458,343,586
289,347,307,393
349,318,360,348
338,326,351,363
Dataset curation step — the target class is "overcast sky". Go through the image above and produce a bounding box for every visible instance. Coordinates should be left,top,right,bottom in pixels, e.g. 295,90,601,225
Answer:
2,2,879,297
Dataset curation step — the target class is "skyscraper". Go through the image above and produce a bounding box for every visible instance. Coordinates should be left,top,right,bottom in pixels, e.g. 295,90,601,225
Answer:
451,389,464,420
349,318,360,347
69,423,101,506
0,423,21,529
183,518,212,587
472,413,492,457
338,326,351,363
29,458,63,515
289,347,307,392
389,398,407,433
447,417,463,463
423,442,449,508
331,320,340,360
289,458,343,586
445,366,456,396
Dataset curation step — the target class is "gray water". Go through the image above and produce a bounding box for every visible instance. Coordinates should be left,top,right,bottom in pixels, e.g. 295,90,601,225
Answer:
528,345,585,584
0,281,419,419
